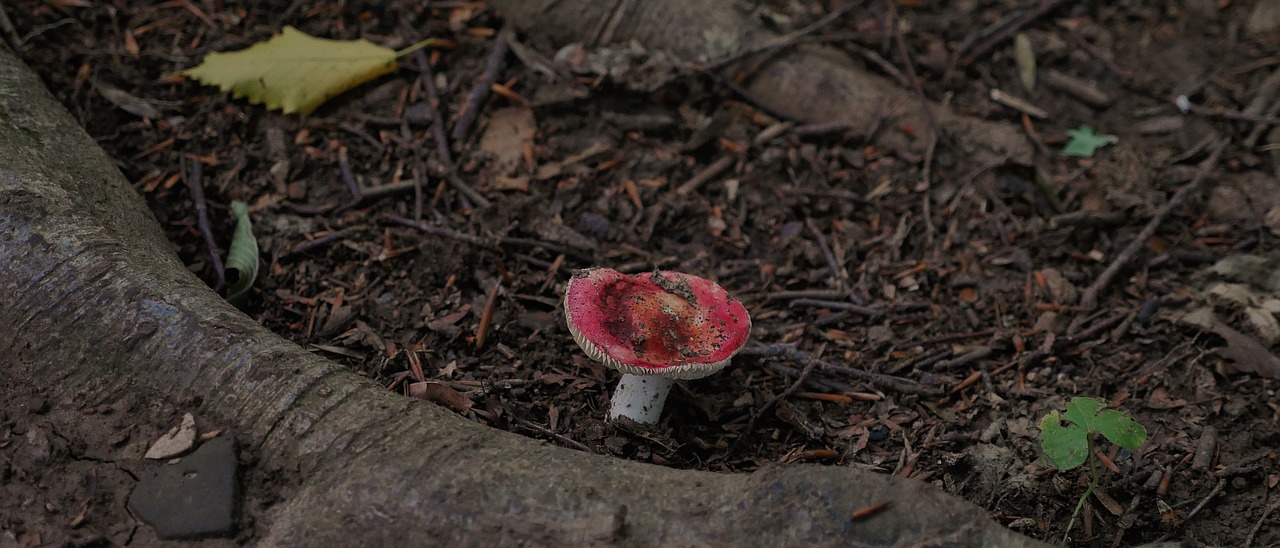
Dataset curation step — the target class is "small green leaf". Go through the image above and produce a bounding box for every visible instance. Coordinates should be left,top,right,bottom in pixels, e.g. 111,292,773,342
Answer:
1094,409,1147,450
1062,396,1106,431
225,201,258,306
1039,410,1089,470
1039,397,1146,471
1062,125,1117,157
182,26,434,115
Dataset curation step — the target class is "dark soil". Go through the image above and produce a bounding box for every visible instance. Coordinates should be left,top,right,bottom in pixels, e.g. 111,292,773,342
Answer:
6,0,1280,546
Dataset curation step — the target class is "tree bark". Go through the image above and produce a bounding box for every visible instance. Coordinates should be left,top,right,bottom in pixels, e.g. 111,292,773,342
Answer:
0,35,1045,548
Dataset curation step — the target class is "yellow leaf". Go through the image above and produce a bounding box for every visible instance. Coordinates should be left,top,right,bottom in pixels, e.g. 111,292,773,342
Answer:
182,26,431,116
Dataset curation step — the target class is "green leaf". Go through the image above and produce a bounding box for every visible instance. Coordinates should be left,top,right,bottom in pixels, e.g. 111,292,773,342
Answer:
182,26,433,115
1062,125,1117,157
1039,410,1089,470
1062,396,1105,430
1093,409,1147,450
1039,397,1146,471
225,201,258,306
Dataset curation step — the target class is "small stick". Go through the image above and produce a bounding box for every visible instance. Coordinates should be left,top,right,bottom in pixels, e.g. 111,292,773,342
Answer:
413,50,492,210
384,213,490,246
338,145,360,197
806,218,848,292
949,370,982,395
411,161,425,222
475,281,502,348
789,298,881,318
406,347,426,383
640,155,735,239
765,362,867,395
675,155,734,196
794,391,859,403
505,408,594,453
1078,139,1227,309
424,158,492,209
182,157,226,292
413,50,454,163
349,179,420,201
1191,426,1218,470
288,229,355,257
590,0,634,45
1182,101,1280,125
917,329,998,346
849,501,893,521
764,289,853,301
1183,478,1227,524
989,89,1049,119
1244,497,1280,547
742,344,939,395
384,214,593,262
451,25,511,142
935,345,995,370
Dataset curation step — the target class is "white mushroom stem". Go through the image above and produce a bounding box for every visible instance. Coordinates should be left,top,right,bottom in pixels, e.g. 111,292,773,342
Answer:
608,374,676,423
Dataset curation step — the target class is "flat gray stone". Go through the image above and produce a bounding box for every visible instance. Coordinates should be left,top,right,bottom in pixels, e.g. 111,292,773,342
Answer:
129,435,239,539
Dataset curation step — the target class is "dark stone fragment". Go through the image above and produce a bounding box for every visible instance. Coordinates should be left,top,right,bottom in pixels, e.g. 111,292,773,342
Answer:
128,435,239,539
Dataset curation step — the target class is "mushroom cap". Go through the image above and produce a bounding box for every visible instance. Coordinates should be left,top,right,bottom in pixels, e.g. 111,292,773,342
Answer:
563,267,751,380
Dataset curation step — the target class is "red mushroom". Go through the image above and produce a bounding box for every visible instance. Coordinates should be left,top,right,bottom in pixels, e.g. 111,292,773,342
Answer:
563,267,751,423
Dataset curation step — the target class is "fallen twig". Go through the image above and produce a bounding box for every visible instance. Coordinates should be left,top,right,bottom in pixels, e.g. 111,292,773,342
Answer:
1181,101,1280,126
414,49,454,163
789,298,882,318
1245,496,1280,547
412,50,494,210
806,218,849,292
338,145,360,197
383,213,594,262
764,289,854,301
288,229,356,257
742,344,941,396
182,156,225,292
451,25,511,143
1183,478,1226,525
935,345,996,370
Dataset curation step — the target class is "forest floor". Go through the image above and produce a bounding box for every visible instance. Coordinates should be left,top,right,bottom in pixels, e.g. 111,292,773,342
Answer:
5,0,1280,546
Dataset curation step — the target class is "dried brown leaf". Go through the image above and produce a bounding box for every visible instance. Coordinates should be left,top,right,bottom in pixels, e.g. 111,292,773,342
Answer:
478,107,536,175
1210,323,1280,379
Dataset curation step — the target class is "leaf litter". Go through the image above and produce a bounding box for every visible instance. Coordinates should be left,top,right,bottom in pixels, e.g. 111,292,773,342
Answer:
11,0,1280,546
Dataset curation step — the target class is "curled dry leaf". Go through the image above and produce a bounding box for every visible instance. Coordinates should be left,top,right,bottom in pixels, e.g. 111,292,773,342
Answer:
1209,323,1280,379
